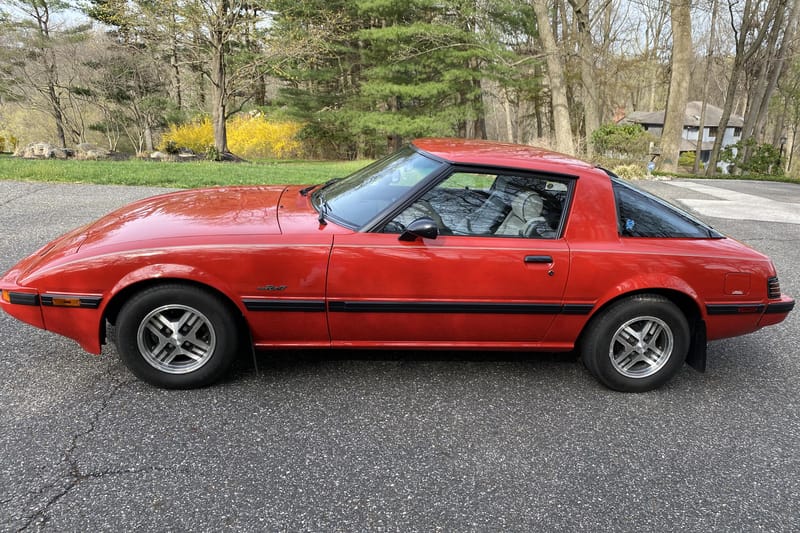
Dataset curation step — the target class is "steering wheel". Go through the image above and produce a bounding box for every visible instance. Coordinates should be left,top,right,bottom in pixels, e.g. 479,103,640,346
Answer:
412,199,448,231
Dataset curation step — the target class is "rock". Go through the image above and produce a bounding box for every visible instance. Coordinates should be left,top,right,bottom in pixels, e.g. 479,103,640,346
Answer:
149,151,176,161
14,142,69,159
75,143,110,160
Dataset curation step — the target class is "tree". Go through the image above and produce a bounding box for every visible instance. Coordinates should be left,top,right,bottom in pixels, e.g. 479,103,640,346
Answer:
267,0,532,158
657,0,692,173
694,0,719,174
0,0,88,147
354,1,492,148
567,0,603,157
706,0,786,175
739,0,800,162
531,0,574,154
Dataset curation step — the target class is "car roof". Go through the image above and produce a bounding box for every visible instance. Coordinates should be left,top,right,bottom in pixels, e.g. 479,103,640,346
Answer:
412,138,597,174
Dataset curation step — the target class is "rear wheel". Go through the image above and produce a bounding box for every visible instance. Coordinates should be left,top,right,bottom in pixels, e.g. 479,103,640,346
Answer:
581,295,689,392
115,284,240,388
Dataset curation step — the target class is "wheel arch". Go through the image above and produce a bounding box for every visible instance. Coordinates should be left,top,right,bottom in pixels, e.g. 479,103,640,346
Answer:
103,278,248,338
579,287,707,372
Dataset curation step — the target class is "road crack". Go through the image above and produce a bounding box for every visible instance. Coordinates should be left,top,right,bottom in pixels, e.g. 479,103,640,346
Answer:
0,184,54,208
16,374,131,532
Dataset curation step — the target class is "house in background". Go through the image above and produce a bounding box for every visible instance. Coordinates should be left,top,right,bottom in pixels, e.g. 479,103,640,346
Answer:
620,101,743,166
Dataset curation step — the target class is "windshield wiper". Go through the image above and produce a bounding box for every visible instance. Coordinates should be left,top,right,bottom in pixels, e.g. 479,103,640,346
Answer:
300,177,342,197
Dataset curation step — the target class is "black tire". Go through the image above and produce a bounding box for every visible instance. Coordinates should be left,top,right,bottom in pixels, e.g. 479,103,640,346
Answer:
580,294,689,392
115,284,240,388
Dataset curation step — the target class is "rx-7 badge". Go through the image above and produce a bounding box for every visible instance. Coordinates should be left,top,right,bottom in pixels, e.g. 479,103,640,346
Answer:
257,285,287,291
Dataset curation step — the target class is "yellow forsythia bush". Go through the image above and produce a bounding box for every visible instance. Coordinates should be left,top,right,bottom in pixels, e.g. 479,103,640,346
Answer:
160,117,213,154
160,115,304,159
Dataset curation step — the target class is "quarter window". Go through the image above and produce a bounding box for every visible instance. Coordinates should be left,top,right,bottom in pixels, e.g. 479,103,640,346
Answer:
612,178,720,238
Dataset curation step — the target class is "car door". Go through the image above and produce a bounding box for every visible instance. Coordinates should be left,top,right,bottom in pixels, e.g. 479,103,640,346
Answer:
325,170,573,348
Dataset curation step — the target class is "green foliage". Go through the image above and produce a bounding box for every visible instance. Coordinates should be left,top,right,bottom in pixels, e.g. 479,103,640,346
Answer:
591,123,655,158
720,138,785,176
266,0,540,158
0,134,19,153
611,164,646,180
163,140,180,155
677,151,696,167
205,145,221,161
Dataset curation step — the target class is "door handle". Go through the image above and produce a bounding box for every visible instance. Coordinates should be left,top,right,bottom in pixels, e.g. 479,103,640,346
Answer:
524,255,553,263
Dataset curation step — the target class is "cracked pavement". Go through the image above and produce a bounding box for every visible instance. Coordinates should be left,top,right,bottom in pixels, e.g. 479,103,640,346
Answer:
1,179,799,531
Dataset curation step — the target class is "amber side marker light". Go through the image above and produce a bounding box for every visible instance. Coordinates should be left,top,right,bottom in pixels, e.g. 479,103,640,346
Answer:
51,297,82,307
1,290,9,303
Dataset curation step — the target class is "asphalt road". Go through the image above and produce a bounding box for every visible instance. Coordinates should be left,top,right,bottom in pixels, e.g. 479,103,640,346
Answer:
1,178,798,531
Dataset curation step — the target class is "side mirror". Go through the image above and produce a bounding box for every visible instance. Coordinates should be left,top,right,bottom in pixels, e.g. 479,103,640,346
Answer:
398,217,439,241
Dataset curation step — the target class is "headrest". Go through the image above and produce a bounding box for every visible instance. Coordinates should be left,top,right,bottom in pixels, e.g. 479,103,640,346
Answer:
511,191,543,220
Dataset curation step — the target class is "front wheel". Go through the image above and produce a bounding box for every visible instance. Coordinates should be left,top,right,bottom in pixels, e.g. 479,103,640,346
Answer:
115,284,240,388
580,295,690,392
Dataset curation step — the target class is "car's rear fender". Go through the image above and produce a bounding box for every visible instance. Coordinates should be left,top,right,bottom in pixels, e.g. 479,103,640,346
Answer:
554,275,707,372
583,287,706,371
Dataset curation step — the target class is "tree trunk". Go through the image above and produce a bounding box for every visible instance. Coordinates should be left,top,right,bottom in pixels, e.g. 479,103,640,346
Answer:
658,0,692,173
694,0,719,174
503,87,515,143
31,2,68,148
747,0,799,152
531,0,575,155
568,0,599,157
210,2,229,157
740,0,787,163
211,43,228,156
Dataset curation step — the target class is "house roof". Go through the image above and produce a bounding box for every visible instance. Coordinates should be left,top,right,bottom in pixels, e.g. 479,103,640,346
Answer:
622,101,744,128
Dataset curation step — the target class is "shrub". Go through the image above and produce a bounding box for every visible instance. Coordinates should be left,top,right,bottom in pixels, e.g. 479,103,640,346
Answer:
678,151,696,167
160,118,213,155
720,138,784,176
160,115,304,159
591,123,655,159
226,114,303,159
0,134,20,153
611,164,646,180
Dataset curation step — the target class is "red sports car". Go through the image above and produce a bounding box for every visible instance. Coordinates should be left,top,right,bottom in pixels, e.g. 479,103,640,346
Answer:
1,139,794,391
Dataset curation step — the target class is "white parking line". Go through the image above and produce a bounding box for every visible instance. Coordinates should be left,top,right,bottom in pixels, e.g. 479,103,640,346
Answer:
665,181,800,225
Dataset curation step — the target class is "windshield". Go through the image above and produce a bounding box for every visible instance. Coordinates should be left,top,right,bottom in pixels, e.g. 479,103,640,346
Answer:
312,147,445,229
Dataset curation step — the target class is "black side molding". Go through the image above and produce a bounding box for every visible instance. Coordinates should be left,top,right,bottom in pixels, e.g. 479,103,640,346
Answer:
706,304,765,315
243,299,326,312
6,292,39,306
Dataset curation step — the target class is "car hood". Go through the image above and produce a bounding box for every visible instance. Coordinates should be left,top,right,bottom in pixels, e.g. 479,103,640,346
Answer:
5,185,343,286
76,186,287,252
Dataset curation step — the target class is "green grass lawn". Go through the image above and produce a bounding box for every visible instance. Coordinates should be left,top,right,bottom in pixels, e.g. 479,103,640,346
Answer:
0,155,369,188
2,154,794,189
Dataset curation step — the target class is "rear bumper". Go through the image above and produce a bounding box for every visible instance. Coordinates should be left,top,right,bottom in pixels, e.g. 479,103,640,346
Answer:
759,295,795,328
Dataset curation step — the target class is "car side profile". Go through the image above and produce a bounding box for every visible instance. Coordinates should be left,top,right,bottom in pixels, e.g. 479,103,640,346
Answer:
0,138,794,391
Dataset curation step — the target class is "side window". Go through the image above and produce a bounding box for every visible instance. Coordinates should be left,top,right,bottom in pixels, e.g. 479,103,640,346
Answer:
386,171,569,238
612,179,717,238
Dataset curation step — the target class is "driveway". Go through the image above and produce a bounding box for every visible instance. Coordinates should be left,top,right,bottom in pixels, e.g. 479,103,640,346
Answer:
1,179,798,531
